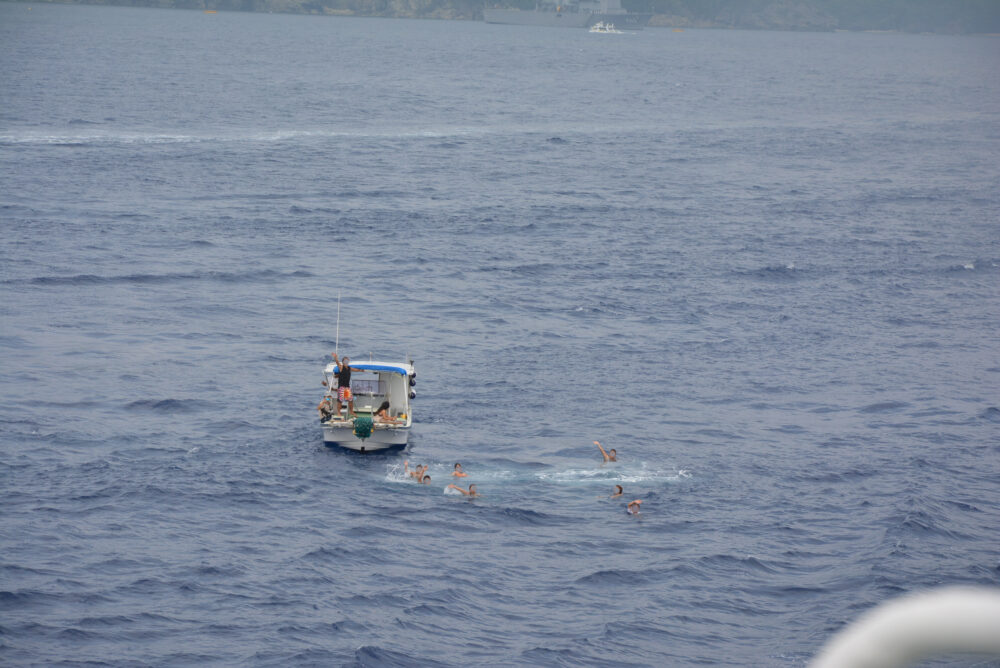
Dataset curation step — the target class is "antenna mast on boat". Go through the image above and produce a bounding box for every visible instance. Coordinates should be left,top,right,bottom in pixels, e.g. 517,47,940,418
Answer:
335,291,341,357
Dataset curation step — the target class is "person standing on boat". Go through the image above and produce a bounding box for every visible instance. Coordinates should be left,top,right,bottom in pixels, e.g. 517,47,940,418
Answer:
331,352,360,418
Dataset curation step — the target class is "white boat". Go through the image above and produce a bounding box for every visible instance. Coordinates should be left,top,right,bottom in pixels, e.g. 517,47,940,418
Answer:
320,358,415,453
589,21,623,33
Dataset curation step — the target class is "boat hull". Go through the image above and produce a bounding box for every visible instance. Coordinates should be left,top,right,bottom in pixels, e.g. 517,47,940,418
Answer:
322,421,409,452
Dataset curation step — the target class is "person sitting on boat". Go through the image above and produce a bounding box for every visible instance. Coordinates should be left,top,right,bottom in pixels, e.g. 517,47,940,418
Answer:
317,396,336,422
595,440,617,463
330,352,361,418
447,483,479,497
374,401,402,424
626,499,642,515
451,463,468,478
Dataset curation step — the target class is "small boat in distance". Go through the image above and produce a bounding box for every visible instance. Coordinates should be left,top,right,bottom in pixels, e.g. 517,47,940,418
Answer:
589,21,623,33
321,358,415,453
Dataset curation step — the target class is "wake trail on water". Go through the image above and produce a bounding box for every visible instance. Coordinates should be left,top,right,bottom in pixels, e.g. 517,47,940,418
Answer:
385,462,691,486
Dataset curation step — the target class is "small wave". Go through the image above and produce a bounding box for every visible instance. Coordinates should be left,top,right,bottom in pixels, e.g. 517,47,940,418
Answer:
348,645,450,668
496,506,553,526
328,619,367,633
576,568,651,585
0,335,32,349
57,627,100,640
125,399,211,413
699,553,781,575
979,407,1000,423
7,268,313,287
78,615,135,627
0,590,60,609
859,400,910,413
739,263,800,280
301,546,352,563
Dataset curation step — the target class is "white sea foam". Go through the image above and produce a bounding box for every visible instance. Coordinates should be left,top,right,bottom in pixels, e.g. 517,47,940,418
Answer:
536,464,691,484
384,463,412,483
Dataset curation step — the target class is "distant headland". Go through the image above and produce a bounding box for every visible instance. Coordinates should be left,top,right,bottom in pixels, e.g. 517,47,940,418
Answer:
12,0,1000,34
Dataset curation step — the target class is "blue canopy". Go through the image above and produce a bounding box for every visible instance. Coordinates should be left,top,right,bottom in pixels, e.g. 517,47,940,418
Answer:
334,361,411,376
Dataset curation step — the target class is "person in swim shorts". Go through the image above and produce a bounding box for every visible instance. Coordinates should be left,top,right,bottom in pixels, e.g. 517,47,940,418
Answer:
330,352,361,418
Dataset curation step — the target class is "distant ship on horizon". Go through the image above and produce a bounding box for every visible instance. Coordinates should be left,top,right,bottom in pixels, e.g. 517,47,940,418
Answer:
483,0,652,29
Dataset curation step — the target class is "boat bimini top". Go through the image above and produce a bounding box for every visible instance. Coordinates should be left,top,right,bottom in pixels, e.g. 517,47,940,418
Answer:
323,361,415,377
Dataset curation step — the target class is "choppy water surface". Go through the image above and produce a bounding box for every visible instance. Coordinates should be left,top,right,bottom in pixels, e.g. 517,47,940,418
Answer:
1,4,999,665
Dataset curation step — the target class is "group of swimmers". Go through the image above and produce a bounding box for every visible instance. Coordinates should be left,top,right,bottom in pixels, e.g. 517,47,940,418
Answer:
403,460,479,496
399,441,642,513
596,441,642,514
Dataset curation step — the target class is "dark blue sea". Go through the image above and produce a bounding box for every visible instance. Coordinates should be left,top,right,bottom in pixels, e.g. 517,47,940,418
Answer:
1,3,999,665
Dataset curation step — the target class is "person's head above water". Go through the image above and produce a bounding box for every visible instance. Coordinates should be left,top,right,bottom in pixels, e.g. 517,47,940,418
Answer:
420,475,431,484
613,485,623,496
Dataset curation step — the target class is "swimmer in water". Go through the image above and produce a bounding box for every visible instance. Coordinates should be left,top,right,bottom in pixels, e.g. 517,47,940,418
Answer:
610,485,623,498
404,461,427,481
451,463,467,478
447,483,479,497
626,499,642,515
595,440,617,463
420,475,432,485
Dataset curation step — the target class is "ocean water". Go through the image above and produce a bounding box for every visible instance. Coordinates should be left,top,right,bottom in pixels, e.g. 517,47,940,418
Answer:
1,3,999,665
